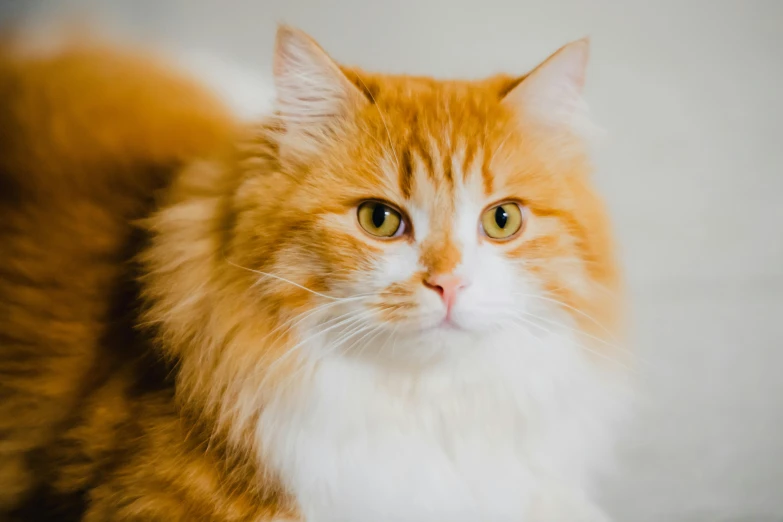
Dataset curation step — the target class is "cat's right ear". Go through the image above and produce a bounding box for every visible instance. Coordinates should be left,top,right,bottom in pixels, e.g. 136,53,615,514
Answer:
273,25,366,158
502,38,590,131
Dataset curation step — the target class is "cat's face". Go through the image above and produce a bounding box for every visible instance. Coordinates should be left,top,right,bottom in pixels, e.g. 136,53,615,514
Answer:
230,28,617,363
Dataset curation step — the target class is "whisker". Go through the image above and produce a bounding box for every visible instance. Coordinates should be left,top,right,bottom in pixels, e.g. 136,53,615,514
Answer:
277,321,377,392
513,308,629,355
260,310,374,381
506,314,633,371
389,323,401,360
488,129,516,169
348,323,387,360
258,294,374,351
514,291,619,342
298,307,395,369
366,323,400,365
517,308,654,368
225,257,357,301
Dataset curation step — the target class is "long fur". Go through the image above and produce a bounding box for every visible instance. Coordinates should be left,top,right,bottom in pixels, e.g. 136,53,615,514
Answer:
0,26,629,521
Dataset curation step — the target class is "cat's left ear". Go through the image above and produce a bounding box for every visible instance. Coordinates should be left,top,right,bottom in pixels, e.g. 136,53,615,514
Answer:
272,25,367,158
502,38,590,129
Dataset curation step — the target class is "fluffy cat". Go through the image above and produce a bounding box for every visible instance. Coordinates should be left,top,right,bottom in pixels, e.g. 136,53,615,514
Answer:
0,25,628,522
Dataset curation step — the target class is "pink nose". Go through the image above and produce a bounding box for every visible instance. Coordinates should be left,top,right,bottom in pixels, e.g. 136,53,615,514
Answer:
424,274,468,312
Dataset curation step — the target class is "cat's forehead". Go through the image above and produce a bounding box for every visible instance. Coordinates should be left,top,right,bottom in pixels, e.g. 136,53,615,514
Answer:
347,70,520,206
347,69,515,126
344,68,519,104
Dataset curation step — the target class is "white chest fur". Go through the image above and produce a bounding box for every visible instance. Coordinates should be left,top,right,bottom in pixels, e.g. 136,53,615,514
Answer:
258,328,626,522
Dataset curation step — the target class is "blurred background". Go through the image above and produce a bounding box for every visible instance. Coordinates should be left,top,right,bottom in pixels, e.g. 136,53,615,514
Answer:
2,1,782,521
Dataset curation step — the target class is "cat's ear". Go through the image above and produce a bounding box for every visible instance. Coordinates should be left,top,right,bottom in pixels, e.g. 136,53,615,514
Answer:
502,38,590,129
273,25,366,156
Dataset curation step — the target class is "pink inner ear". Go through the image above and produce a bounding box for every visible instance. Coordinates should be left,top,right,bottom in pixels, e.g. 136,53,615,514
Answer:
550,38,590,91
502,39,590,126
272,25,369,160
273,26,364,126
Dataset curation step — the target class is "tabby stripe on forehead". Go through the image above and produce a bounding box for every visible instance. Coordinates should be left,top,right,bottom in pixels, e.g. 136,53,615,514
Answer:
399,148,413,198
410,136,435,182
481,146,494,195
462,140,477,180
441,154,453,187
397,139,436,198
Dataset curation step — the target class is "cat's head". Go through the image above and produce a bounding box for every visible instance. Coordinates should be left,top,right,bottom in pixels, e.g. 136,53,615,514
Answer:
213,26,619,365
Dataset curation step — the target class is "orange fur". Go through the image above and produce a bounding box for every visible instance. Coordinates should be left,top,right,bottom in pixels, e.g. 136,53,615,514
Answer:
0,26,622,521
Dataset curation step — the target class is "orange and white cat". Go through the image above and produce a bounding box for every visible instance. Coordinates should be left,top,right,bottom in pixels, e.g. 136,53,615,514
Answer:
0,25,628,522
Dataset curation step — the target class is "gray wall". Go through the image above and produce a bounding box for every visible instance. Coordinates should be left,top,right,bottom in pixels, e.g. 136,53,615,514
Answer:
4,1,783,520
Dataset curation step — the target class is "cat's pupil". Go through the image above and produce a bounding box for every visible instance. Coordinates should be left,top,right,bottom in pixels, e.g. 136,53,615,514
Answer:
372,204,387,228
495,206,508,228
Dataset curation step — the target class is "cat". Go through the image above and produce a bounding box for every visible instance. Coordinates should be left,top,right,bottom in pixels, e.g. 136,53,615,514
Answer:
0,24,629,522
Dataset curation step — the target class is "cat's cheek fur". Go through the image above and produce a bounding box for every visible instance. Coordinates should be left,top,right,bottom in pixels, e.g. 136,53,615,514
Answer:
373,243,422,294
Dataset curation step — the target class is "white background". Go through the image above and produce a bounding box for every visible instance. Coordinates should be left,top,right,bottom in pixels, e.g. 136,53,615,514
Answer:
3,1,782,520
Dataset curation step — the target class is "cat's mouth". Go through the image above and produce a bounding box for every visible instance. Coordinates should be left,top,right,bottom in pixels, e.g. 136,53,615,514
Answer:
437,316,463,331
415,312,465,333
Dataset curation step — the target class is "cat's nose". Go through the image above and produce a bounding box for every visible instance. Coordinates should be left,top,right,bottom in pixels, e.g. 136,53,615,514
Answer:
424,274,468,311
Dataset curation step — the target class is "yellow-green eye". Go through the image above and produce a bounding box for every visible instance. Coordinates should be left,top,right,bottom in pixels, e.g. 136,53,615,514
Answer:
481,202,524,240
357,201,404,238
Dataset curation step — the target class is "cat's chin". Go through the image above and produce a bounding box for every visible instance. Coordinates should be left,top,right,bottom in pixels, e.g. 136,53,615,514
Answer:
329,321,481,369
398,324,486,361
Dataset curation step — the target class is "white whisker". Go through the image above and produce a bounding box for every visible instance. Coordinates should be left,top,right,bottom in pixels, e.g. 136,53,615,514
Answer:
258,294,374,352
488,129,516,168
225,257,357,301
348,323,387,360
515,308,627,354
514,291,618,342
507,314,633,371
261,310,374,381
277,320,379,391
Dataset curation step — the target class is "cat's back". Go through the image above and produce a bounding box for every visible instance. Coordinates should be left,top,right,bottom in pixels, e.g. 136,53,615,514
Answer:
0,39,235,201
0,39,235,513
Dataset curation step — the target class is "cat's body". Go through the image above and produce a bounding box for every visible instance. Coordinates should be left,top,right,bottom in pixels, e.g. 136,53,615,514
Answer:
0,27,628,522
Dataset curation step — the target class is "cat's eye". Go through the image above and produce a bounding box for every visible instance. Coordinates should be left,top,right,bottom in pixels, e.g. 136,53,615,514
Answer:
357,201,405,238
481,202,525,240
